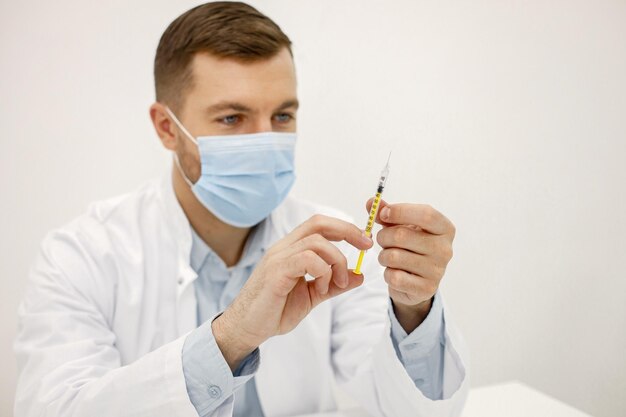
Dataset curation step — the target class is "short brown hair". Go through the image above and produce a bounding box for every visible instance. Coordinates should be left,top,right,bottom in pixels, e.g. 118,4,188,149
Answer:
154,1,292,112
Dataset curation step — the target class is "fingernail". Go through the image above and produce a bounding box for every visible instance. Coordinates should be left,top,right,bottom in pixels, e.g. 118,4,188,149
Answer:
360,231,373,245
380,207,390,221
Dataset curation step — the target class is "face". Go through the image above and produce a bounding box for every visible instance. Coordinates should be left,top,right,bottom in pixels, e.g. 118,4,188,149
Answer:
151,47,298,183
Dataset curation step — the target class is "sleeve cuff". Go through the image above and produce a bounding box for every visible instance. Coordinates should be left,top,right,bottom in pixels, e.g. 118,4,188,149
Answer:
388,291,445,360
182,313,260,417
233,345,260,388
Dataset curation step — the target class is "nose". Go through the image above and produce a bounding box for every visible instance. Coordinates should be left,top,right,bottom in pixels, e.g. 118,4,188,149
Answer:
248,116,273,134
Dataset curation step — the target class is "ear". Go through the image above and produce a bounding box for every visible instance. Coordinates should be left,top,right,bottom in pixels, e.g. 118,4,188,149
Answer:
149,102,177,151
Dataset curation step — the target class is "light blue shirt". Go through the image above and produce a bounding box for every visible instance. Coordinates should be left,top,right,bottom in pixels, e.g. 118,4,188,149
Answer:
182,219,446,416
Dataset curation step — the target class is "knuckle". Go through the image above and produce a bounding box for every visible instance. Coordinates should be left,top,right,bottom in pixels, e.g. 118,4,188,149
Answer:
384,268,402,288
383,268,393,285
308,214,326,228
391,228,402,245
329,247,346,267
435,240,453,260
422,205,435,224
377,250,384,265
426,237,439,254
387,248,401,265
378,250,387,266
301,249,317,263
306,233,324,247
432,264,445,279
376,229,388,246
392,227,407,245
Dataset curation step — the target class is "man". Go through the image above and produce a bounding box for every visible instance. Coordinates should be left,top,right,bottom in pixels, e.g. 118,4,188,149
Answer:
14,2,468,416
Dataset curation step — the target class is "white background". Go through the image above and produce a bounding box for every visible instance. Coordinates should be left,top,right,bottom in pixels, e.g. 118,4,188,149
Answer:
1,1,625,416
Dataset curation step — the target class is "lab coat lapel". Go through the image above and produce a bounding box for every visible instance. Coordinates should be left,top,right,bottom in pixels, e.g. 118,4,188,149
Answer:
158,170,199,336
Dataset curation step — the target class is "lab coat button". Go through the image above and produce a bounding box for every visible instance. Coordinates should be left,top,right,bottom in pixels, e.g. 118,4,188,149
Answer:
404,343,418,350
208,385,222,399
177,277,184,285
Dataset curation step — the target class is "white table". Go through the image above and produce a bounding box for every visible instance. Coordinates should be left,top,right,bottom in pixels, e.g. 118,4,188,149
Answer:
462,381,591,417
294,381,592,417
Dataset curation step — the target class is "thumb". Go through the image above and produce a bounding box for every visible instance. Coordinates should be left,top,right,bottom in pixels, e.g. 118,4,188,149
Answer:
365,198,393,227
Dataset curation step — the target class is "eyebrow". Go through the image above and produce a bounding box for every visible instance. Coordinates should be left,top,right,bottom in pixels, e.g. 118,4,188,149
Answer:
206,101,251,115
276,99,299,112
205,99,299,115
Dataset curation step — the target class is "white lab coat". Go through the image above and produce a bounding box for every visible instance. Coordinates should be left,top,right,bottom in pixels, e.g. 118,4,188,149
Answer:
14,174,469,417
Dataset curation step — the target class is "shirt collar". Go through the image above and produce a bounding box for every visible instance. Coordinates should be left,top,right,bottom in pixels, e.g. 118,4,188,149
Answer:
189,217,271,273
189,227,210,272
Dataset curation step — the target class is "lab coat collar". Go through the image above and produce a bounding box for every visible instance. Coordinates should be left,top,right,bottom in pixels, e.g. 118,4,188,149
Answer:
159,168,194,264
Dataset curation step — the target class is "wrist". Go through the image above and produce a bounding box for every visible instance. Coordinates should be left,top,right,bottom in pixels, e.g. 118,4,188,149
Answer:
392,297,433,334
211,312,257,372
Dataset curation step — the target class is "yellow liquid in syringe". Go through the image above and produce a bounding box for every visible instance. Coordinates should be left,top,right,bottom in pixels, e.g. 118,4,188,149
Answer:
353,153,390,275
353,189,383,275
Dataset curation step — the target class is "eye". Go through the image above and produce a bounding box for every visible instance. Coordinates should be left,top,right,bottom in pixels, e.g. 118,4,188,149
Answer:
219,114,241,125
273,113,294,123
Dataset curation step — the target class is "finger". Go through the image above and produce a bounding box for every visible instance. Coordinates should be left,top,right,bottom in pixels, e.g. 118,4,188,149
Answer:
310,270,365,307
365,198,395,228
271,250,331,298
378,248,443,279
285,249,331,282
313,267,333,296
285,233,348,293
384,267,420,296
384,268,436,304
285,233,350,290
376,203,453,236
377,226,452,258
278,214,374,251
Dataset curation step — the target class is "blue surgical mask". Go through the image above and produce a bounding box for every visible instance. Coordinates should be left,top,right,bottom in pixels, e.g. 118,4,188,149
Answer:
166,107,296,228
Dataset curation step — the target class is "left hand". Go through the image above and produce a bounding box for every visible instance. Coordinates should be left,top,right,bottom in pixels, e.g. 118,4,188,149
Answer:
366,199,456,332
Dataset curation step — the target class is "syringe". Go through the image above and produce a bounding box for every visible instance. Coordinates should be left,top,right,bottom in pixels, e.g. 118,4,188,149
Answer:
353,153,391,275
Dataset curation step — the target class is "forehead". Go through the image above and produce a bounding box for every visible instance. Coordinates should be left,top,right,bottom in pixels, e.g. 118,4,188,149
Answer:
187,48,297,109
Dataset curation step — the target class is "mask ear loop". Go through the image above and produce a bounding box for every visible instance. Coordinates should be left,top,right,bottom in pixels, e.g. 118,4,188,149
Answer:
164,106,197,188
172,153,194,188
164,107,199,145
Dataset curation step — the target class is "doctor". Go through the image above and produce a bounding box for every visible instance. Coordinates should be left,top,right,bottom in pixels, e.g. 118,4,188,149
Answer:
14,2,468,417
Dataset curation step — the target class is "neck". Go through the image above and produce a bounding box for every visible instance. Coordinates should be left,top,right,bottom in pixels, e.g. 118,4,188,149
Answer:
171,165,251,267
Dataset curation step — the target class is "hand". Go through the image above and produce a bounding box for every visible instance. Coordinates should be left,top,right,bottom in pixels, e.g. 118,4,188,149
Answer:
212,214,373,371
366,199,456,333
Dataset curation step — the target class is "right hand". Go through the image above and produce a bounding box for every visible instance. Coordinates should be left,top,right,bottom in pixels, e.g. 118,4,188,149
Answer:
212,214,373,370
